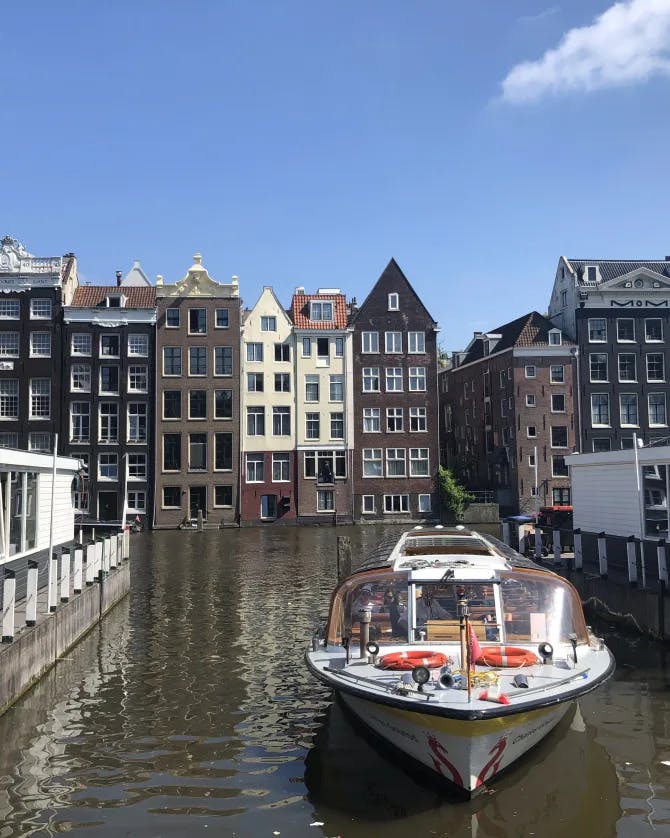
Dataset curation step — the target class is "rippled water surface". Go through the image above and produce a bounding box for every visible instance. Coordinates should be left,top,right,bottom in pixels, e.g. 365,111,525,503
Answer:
0,525,669,837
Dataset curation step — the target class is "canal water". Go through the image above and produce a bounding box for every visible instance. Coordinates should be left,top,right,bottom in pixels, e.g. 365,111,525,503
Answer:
0,525,669,837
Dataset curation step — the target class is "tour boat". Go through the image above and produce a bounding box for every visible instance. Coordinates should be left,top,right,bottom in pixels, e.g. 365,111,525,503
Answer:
305,526,615,797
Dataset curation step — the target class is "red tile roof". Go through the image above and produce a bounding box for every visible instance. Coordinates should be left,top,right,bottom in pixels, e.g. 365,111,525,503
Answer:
290,293,348,329
71,285,156,308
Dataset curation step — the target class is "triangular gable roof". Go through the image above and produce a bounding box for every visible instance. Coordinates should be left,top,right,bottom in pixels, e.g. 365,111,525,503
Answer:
247,286,293,327
598,266,670,290
121,260,151,287
456,311,574,365
352,258,438,327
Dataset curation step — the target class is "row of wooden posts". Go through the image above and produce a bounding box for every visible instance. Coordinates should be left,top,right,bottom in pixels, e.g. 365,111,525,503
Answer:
1,531,130,643
501,521,669,588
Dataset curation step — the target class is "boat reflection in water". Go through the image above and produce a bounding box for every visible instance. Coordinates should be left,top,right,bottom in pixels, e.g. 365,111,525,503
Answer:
305,697,621,838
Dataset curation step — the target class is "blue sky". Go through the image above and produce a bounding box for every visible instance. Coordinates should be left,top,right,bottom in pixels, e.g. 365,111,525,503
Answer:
3,0,670,350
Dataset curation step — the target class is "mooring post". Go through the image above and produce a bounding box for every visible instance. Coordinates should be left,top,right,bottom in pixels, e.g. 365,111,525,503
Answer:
597,532,608,579
73,545,83,594
517,525,526,555
640,540,648,589
197,509,204,532
659,579,667,641
25,560,38,627
573,528,583,570
502,520,511,546
109,534,117,570
85,542,96,586
60,547,70,603
534,526,543,560
2,568,16,642
94,539,103,581
122,529,130,560
48,553,59,612
337,536,352,581
553,528,561,565
626,536,638,586
657,539,668,586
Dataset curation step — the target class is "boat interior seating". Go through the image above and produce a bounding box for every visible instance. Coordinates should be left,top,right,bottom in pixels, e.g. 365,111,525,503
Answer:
426,619,490,642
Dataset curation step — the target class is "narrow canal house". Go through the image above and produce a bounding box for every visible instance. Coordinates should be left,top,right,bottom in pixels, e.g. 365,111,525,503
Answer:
62,277,156,525
0,237,78,454
291,287,354,523
240,287,297,523
350,259,439,521
154,254,241,528
440,312,577,515
548,257,670,453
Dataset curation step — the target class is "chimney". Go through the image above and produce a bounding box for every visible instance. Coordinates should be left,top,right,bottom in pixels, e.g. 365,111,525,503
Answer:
116,270,122,287
665,256,670,261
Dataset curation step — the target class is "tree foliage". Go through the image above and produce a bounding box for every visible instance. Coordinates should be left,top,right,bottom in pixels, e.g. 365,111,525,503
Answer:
437,466,475,519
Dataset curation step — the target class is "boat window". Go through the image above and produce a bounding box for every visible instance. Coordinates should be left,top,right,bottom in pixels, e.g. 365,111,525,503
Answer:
415,583,499,643
326,571,409,646
499,571,588,645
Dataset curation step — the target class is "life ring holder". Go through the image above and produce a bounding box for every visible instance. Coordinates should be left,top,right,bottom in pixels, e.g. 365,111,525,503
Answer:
476,646,540,667
379,650,449,671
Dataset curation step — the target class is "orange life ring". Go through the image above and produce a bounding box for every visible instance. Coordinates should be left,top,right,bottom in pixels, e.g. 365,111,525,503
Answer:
380,650,448,671
476,646,540,667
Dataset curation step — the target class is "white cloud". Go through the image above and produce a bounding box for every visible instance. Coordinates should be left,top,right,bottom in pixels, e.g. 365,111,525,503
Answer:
517,6,561,25
502,0,670,104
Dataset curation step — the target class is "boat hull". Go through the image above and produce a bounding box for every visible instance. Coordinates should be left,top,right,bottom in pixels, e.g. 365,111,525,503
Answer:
339,689,571,795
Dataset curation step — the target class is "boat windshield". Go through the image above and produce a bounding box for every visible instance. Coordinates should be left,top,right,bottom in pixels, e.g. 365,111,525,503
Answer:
326,571,409,646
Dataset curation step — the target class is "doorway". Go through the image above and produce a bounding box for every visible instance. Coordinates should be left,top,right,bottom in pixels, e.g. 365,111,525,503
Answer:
189,486,207,520
99,491,118,522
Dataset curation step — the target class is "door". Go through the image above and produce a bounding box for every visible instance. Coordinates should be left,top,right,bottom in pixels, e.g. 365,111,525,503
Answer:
99,491,118,522
189,486,207,520
261,495,277,519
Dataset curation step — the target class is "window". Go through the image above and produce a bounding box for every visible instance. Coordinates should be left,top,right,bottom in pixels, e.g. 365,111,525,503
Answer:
214,486,233,507
618,354,637,382
246,453,264,482
275,343,290,362
649,394,667,426
549,330,562,346
409,367,426,391
163,433,181,470
70,402,90,442
410,406,427,432
30,378,50,418
589,353,608,382
125,334,148,357
560,289,567,306
409,448,429,476
310,301,333,321
100,335,120,357
275,372,290,392
99,402,118,442
246,342,263,362
362,332,379,353
526,394,536,407
261,315,277,331
28,432,49,452
189,309,207,334
329,375,343,401
525,365,536,379
551,393,566,412
551,426,568,447
163,347,182,375
189,347,207,376
418,494,432,513
363,407,380,433
306,412,320,439
589,319,607,342
550,365,564,384
330,412,344,439
0,332,18,357
29,332,50,357
189,390,207,419
163,391,181,419
647,353,665,382
30,299,51,319
128,365,148,392
302,337,311,357
363,367,380,392
247,372,264,392
0,380,18,419
247,407,265,436
128,453,147,480
163,487,181,508
408,332,425,353
214,432,233,470
215,308,229,328
645,319,663,342
304,450,346,480
74,487,89,513
385,331,402,353
552,455,569,477
593,437,611,452
0,300,19,319
99,366,119,394
72,334,91,356
384,494,409,513
553,488,571,505
386,448,406,476
273,406,291,436
71,364,91,392
189,434,207,470
335,336,344,357
166,308,180,328
362,495,375,514
528,453,536,467
527,425,537,438
317,337,329,359
127,491,146,513
386,407,404,432
305,375,319,402
388,293,399,311
386,368,403,392
214,389,232,419
272,453,290,482
591,394,610,426
106,295,123,308
363,448,382,477
99,453,118,480
316,489,334,512
617,319,635,342
619,394,639,426
215,346,233,376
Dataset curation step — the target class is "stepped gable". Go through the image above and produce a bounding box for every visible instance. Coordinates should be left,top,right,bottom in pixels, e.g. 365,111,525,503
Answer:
71,285,156,307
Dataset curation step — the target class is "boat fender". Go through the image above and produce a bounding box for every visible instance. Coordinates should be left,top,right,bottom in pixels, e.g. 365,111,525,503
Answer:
476,647,540,668
379,650,449,671
479,688,510,705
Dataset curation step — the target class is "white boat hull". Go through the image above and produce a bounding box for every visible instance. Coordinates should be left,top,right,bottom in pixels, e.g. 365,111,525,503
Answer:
340,690,571,795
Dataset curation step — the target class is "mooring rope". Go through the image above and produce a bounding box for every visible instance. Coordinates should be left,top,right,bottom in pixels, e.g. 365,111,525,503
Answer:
582,595,646,634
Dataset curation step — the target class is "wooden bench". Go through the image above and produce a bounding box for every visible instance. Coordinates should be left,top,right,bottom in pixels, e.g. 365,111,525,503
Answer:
426,620,491,642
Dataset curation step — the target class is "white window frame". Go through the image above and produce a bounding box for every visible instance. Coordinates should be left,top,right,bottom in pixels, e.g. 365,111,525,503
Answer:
617,318,635,342
362,495,375,514
30,298,52,319
409,367,426,392
619,393,639,427
388,293,399,311
0,300,19,319
550,365,564,384
0,332,19,358
362,367,380,392
409,447,429,477
645,318,663,343
246,453,264,483
385,367,403,392
649,393,667,427
70,402,90,443
30,331,51,358
362,448,382,477
0,380,18,419
385,331,402,353
29,378,50,419
71,364,91,392
526,393,536,407
100,334,120,358
386,447,406,477
128,365,148,393
551,393,566,413
128,334,149,357
588,318,607,343
261,315,277,332
408,331,425,354
98,453,118,481
525,365,536,379
383,494,409,513
71,333,92,356
618,353,637,383
362,331,379,353
418,494,432,513
363,407,380,433
386,407,404,433
272,452,290,482
410,406,427,432
591,393,610,427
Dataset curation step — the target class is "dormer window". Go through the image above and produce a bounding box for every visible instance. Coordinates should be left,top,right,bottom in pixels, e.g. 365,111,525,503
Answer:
106,295,124,308
310,301,333,322
388,293,399,311
549,329,562,346
586,266,597,282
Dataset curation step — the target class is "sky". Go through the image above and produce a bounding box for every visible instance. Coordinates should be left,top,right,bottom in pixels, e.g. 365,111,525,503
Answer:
2,0,670,351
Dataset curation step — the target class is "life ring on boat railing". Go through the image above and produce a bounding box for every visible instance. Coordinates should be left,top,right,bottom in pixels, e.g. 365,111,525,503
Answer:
476,646,540,668
379,650,449,671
